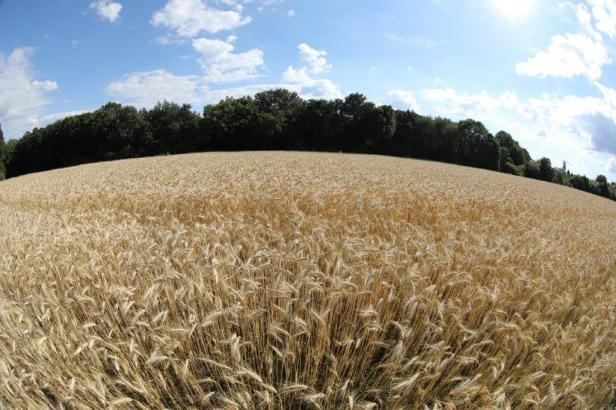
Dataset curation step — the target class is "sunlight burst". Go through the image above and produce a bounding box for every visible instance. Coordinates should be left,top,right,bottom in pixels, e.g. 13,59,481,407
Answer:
493,0,535,18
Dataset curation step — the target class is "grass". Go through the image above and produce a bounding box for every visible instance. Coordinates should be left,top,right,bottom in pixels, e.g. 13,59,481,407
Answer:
0,151,615,409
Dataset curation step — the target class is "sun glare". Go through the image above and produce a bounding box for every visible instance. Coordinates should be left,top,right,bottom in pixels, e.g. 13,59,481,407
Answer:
493,0,535,18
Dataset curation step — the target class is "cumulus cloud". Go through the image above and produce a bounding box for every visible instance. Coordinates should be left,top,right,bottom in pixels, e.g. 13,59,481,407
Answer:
610,158,616,174
277,43,341,99
516,0,616,81
106,69,204,108
281,66,312,84
192,37,264,82
421,84,616,177
0,47,59,139
504,0,616,176
107,67,341,109
296,81,342,100
298,43,332,74
282,66,341,99
215,0,283,7
90,0,123,23
151,0,251,37
422,88,500,118
579,113,616,153
516,33,610,80
385,90,421,113
572,3,599,37
588,0,616,37
105,68,251,107
108,36,342,116
27,110,90,131
574,82,616,154
202,83,285,101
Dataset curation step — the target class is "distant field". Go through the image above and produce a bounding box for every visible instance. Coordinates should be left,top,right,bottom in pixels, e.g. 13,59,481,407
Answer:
0,152,614,408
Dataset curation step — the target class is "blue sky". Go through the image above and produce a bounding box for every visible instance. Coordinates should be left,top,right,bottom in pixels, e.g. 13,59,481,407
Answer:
1,0,616,179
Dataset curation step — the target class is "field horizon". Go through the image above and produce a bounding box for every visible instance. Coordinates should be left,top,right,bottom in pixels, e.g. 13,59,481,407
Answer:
0,151,615,408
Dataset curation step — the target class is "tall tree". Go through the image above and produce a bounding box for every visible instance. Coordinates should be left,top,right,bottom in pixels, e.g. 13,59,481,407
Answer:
538,157,554,182
293,99,343,151
143,101,200,155
596,175,609,197
254,89,304,149
495,131,531,166
457,119,500,170
0,122,5,179
3,91,615,202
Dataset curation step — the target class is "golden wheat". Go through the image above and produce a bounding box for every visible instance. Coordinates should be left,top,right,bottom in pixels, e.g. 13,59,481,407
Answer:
0,152,615,409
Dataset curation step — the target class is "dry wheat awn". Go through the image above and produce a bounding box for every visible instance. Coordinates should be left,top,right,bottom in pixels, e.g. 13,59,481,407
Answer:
0,152,615,409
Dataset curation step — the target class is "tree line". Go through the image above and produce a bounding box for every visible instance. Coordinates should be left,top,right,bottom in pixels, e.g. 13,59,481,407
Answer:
0,89,614,201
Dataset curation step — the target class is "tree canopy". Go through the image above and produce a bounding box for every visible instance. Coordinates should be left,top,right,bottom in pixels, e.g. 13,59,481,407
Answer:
2,89,615,201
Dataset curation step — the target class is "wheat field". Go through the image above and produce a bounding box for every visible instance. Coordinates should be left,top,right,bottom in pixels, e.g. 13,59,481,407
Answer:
0,152,615,409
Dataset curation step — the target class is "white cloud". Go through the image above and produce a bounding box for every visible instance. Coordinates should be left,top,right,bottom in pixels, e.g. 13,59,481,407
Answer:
0,47,59,139
516,33,610,80
151,0,251,37
106,68,271,107
278,43,341,99
107,67,341,109
192,37,264,82
216,0,283,7
421,85,616,178
610,158,616,174
298,43,332,74
422,88,500,118
192,37,235,58
294,80,342,100
106,70,203,107
282,66,341,99
385,90,421,113
108,36,342,115
203,81,340,103
90,0,123,23
516,1,616,81
281,66,312,83
202,83,287,101
588,0,616,37
287,9,296,17
27,110,89,131
155,36,172,45
572,3,599,37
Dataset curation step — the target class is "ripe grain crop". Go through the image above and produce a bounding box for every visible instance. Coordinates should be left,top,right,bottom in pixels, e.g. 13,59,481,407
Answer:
0,152,615,409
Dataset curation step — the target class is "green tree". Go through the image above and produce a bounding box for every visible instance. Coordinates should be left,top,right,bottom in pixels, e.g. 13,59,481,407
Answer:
523,160,540,179
596,175,609,197
143,101,200,154
339,93,369,151
3,90,615,203
495,131,531,165
538,157,554,181
201,96,282,150
362,104,396,154
498,146,511,172
0,122,5,179
553,169,566,185
293,99,343,151
457,119,500,170
569,175,590,191
254,89,304,149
